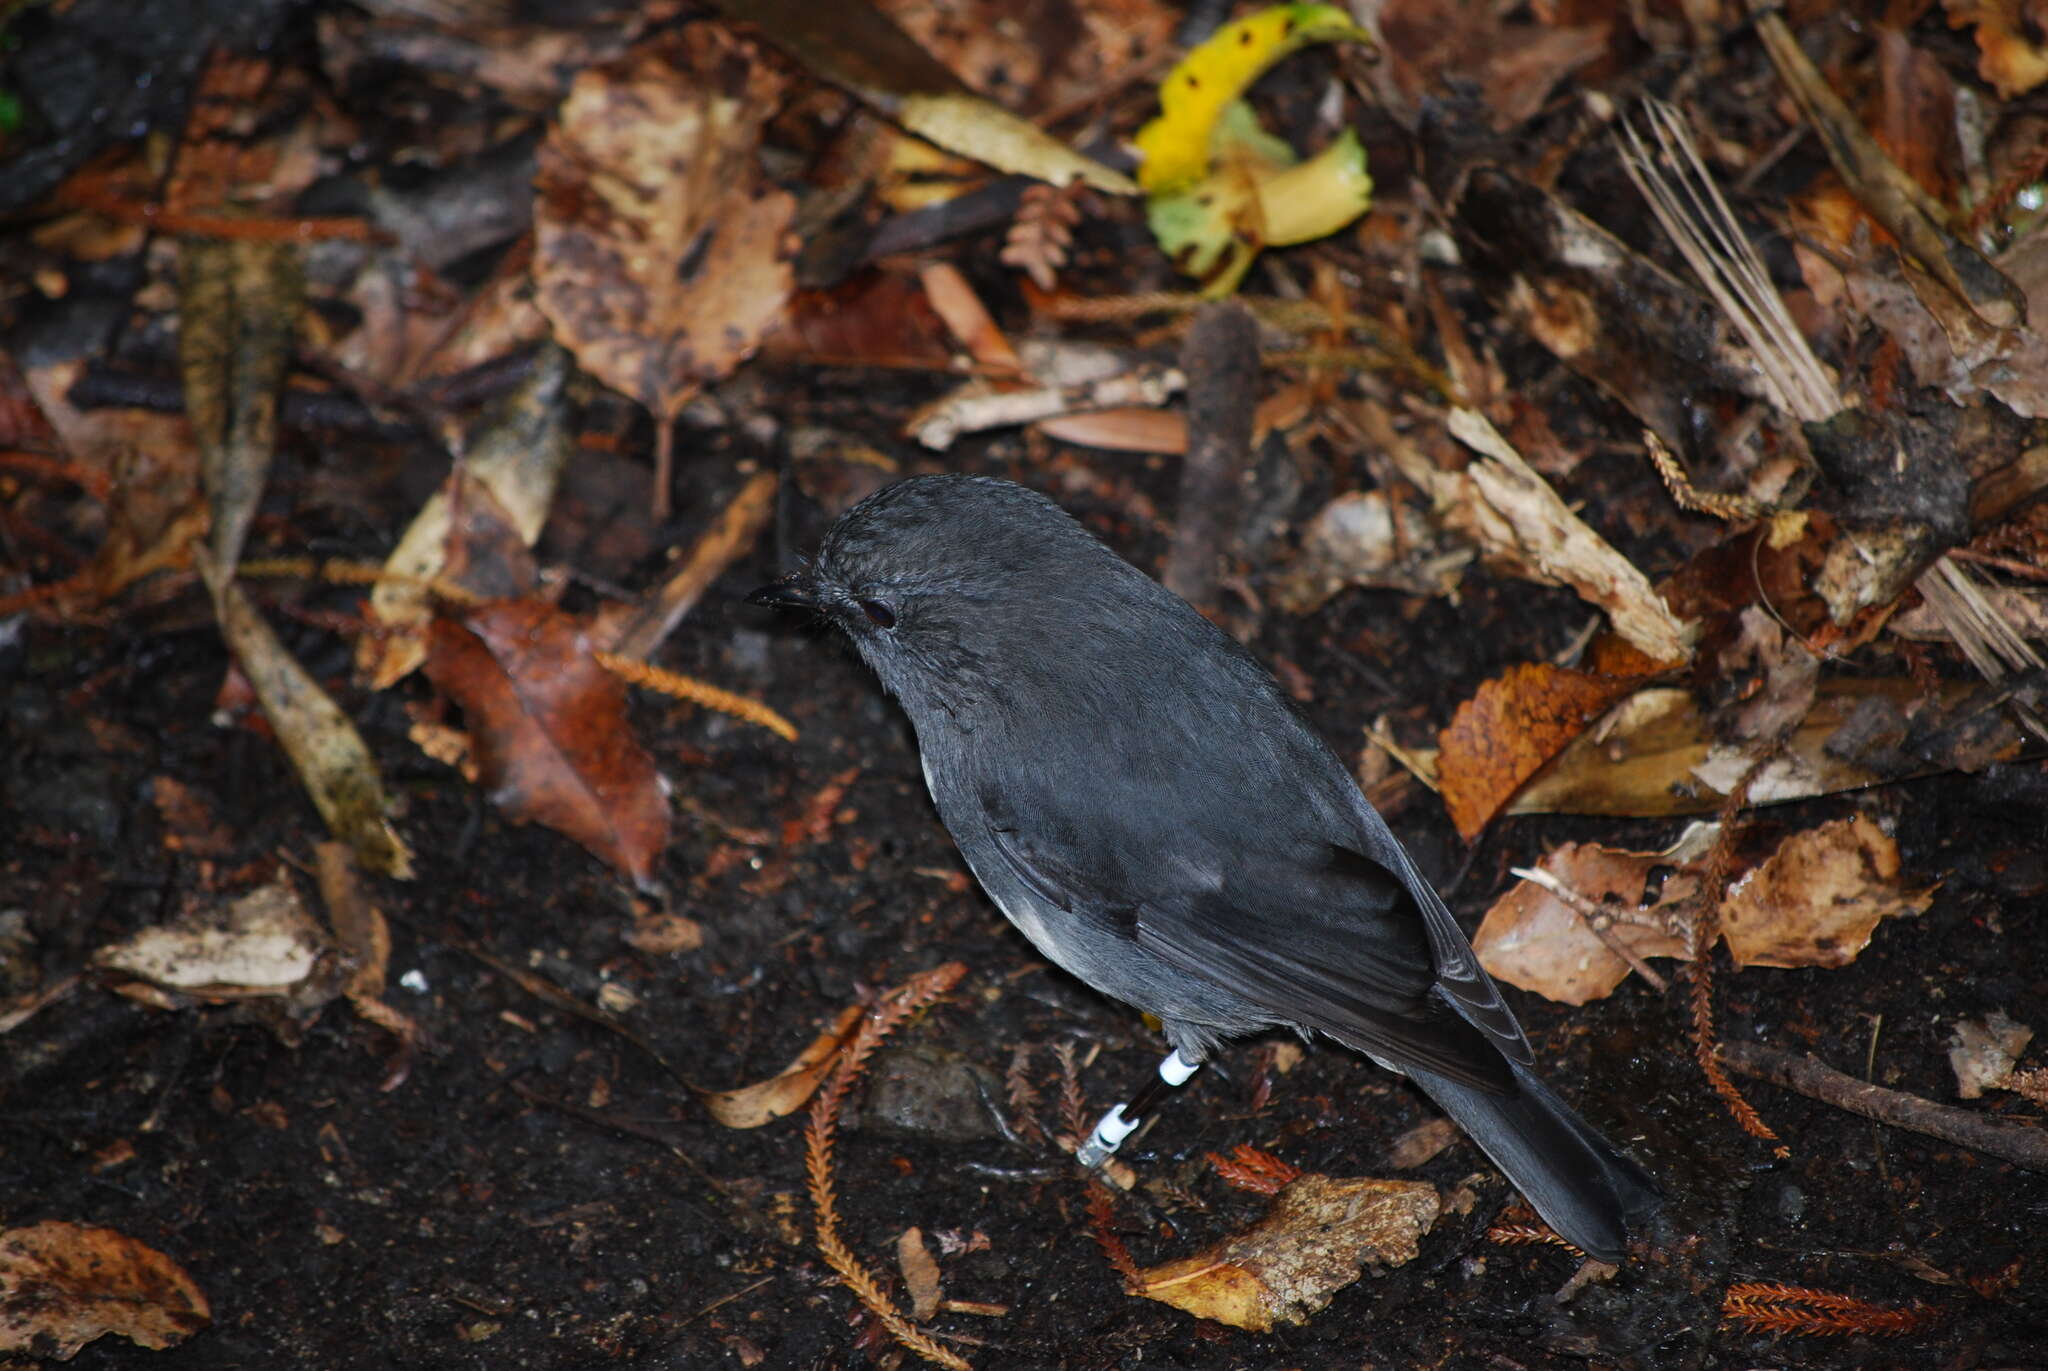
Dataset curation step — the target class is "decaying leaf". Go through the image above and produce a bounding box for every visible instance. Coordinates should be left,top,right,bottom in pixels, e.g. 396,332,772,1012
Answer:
1270,489,1472,611
0,1222,210,1357
178,236,303,572
1943,0,2048,98
1133,1175,1437,1331
699,1004,866,1128
534,26,796,513
93,878,332,997
195,546,415,879
1477,817,1932,1004
1949,1010,2034,1099
1473,831,1707,1005
897,1226,943,1322
712,0,1137,193
423,600,671,888
359,345,572,690
1507,678,1996,821
1437,662,1645,841
1719,815,1935,969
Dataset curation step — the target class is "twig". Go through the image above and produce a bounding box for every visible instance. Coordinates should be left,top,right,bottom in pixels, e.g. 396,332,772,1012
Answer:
1508,866,1670,993
805,964,971,1371
1718,1041,2048,1172
908,364,1185,451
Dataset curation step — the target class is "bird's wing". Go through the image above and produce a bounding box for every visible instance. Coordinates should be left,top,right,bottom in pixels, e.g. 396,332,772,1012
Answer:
980,787,1515,1091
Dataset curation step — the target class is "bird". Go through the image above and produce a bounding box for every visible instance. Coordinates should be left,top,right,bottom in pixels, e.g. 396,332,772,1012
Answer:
749,473,1659,1260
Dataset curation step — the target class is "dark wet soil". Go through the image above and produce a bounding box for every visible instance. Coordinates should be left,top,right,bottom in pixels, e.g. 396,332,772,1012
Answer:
5,417,2046,1370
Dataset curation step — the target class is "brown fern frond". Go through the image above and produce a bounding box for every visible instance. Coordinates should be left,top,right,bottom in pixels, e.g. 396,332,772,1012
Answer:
1083,1182,1142,1291
594,651,798,742
1722,1281,1950,1337
1004,1044,1046,1145
999,184,1084,291
1486,1220,1577,1249
1051,1040,1087,1147
1204,1144,1302,1196
804,963,971,1370
1692,756,1782,1150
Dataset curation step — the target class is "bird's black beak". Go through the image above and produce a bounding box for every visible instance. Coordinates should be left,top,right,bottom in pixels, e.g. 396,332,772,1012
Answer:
746,575,819,611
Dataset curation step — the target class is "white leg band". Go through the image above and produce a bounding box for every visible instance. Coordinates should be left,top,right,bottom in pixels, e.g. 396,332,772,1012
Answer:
1159,1049,1201,1086
1075,1105,1139,1167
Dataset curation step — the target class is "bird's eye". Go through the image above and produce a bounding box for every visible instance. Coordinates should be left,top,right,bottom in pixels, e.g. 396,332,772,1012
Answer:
860,599,897,629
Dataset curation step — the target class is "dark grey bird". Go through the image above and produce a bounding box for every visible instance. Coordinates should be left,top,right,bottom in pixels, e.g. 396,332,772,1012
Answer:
750,473,1659,1261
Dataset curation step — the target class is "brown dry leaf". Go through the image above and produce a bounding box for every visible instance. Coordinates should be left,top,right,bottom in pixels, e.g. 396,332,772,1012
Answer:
0,1222,210,1357
897,1227,943,1322
1481,818,1931,1004
314,842,419,1091
699,1004,866,1128
422,600,671,888
1473,835,1705,1005
195,547,415,879
1506,677,1990,820
93,878,332,998
534,25,796,510
359,347,571,689
1719,815,1935,969
920,260,1023,376
767,272,959,370
22,358,206,613
1385,1117,1461,1170
1378,0,1608,130
1438,662,1644,840
1944,0,2048,97
1033,406,1189,454
150,776,235,857
1134,1176,1438,1331
874,0,1174,116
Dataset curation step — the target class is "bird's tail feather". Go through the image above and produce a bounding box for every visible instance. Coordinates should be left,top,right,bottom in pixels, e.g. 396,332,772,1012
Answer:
1405,1061,1660,1262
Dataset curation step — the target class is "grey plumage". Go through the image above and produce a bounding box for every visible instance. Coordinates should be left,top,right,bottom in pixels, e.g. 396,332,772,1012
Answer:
752,473,1658,1261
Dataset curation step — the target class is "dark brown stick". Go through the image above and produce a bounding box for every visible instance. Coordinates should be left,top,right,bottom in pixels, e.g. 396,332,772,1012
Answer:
1720,1041,2048,1172
1164,301,1259,612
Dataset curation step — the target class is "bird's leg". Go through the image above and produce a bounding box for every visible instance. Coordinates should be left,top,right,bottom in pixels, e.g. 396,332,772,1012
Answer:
1074,1049,1202,1167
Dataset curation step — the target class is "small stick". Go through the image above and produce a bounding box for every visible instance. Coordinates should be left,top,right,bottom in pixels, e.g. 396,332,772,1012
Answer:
608,470,780,660
1719,1041,2048,1172
1164,302,1258,612
1509,866,1671,993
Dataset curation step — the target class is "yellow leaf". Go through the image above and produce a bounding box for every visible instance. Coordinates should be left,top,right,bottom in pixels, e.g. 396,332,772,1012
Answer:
1133,4,1371,194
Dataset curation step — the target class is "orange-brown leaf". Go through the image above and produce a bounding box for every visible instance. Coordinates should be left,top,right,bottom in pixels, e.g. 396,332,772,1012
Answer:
0,1222,210,1357
1438,662,1637,840
424,600,670,887
533,27,795,420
